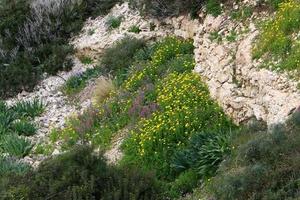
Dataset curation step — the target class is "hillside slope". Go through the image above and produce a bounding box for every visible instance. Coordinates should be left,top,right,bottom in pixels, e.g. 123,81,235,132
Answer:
1,0,300,199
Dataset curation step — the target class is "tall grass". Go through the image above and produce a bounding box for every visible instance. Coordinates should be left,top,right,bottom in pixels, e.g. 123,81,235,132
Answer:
92,77,115,105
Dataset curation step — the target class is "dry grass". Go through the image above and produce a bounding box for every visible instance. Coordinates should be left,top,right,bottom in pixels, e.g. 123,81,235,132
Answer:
92,77,114,105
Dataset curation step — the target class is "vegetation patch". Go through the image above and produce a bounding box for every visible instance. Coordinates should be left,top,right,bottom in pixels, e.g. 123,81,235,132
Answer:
49,37,234,199
206,0,222,17
123,72,232,178
0,0,120,98
206,112,300,200
1,146,162,199
253,0,300,73
230,6,253,21
79,55,93,65
62,67,102,97
0,99,44,175
128,25,141,33
106,15,123,30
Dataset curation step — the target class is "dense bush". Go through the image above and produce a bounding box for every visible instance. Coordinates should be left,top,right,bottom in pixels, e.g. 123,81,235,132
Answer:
53,37,195,151
166,170,200,198
1,146,162,200
209,112,300,200
100,37,146,77
0,0,120,98
0,157,30,177
253,0,300,72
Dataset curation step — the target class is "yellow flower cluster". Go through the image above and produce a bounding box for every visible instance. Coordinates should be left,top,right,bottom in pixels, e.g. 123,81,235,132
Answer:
124,37,194,91
253,0,300,59
126,72,227,160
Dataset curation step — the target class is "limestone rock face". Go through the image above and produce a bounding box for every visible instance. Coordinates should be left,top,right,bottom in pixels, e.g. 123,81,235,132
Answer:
193,14,300,125
72,3,200,59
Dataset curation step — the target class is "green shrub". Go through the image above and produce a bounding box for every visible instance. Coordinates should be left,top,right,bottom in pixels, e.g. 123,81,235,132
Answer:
226,30,237,42
209,112,300,200
62,74,86,96
124,37,194,91
167,170,199,198
0,111,16,131
266,0,285,9
0,158,31,176
206,0,222,17
133,43,157,62
33,143,54,156
2,146,162,199
0,55,42,98
0,134,32,158
62,67,102,96
128,25,141,33
209,31,222,43
79,55,93,65
38,44,74,75
106,15,123,29
100,37,146,77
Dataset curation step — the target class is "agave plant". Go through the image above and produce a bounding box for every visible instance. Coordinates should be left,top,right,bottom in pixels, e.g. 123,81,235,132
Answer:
0,134,32,158
171,131,232,178
194,132,232,177
0,111,16,130
11,120,37,136
0,101,8,113
0,157,31,176
12,98,45,118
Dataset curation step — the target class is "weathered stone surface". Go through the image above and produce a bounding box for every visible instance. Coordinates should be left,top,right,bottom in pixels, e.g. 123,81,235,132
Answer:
194,13,300,125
